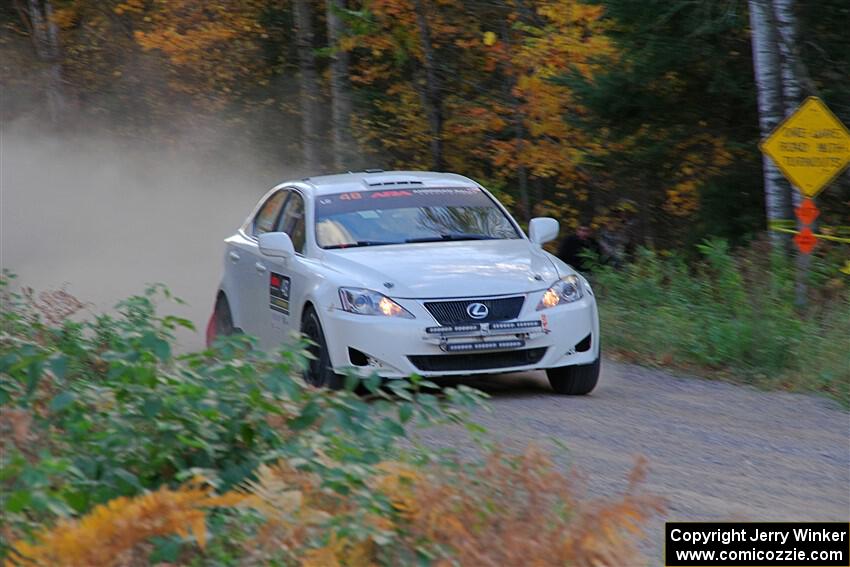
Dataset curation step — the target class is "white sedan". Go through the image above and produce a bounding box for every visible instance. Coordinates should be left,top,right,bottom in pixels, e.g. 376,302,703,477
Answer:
207,171,600,395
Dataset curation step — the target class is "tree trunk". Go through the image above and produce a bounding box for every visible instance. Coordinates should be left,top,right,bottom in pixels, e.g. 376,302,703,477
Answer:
515,131,530,222
771,0,810,307
24,0,66,124
293,0,321,171
748,0,792,250
411,0,444,170
499,19,530,222
326,0,355,170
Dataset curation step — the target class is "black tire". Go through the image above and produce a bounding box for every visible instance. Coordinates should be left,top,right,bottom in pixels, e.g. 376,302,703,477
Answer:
213,294,237,337
546,356,600,395
300,307,344,390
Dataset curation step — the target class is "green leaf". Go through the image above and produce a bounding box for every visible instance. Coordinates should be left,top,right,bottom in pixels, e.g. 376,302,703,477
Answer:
398,403,413,423
344,373,361,391
49,391,76,412
49,354,69,380
149,537,182,564
26,359,44,397
152,338,171,362
289,400,320,430
381,417,406,437
387,380,413,401
63,490,89,514
5,490,31,513
113,468,142,489
141,397,162,418
364,374,382,393
176,435,207,450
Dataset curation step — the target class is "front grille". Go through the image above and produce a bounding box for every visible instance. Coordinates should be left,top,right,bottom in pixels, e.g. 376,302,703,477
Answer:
424,296,524,325
408,347,547,372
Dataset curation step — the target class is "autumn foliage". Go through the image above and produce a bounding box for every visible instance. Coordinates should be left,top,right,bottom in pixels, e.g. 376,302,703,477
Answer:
7,452,661,567
5,0,849,243
6,482,244,567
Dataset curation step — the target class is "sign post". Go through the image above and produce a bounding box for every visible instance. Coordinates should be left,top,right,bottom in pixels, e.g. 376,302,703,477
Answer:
759,97,850,307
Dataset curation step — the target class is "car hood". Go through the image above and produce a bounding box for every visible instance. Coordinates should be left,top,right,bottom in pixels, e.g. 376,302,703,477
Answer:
322,239,563,298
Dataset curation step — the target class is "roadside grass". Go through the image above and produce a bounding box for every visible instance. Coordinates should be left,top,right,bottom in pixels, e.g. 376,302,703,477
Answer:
593,239,850,406
0,273,662,566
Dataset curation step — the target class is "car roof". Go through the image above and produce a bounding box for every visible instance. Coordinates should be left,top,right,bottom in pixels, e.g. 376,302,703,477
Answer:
284,170,481,196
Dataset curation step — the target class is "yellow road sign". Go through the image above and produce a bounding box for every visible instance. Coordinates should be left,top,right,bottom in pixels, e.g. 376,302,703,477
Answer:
759,97,850,198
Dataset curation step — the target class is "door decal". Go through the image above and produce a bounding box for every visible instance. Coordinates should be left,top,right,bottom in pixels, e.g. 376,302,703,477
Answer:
269,272,291,315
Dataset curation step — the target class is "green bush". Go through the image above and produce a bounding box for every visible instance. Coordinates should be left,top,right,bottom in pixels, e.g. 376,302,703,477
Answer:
2,274,664,565
592,239,850,405
0,275,485,559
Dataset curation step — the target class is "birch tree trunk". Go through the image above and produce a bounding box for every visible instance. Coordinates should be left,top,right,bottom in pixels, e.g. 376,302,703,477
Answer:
748,0,791,249
24,0,66,124
771,0,810,307
293,0,321,171
411,0,444,171
326,0,355,170
498,19,531,222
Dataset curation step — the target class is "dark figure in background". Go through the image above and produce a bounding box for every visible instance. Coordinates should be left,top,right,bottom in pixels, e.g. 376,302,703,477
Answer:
557,225,601,273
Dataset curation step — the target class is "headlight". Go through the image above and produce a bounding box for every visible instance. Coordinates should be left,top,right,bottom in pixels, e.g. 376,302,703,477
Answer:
339,287,414,318
536,275,583,310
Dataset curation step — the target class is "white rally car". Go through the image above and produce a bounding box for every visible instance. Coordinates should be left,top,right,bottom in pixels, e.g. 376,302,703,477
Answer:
207,171,600,395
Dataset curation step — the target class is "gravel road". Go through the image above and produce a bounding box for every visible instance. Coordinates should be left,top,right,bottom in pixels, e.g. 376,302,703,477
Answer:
421,361,850,563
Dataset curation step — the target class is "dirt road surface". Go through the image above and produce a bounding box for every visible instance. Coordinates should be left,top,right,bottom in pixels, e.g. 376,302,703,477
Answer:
426,363,850,563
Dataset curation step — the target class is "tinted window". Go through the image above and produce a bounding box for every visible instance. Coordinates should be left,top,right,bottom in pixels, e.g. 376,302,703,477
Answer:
277,191,306,253
253,191,287,237
315,187,520,249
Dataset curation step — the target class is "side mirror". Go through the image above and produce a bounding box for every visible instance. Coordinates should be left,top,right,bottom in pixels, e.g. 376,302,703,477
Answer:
528,217,559,245
258,232,295,258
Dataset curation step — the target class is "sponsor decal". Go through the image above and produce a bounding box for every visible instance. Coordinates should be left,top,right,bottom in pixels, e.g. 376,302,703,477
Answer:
317,187,487,216
369,190,413,198
269,272,291,315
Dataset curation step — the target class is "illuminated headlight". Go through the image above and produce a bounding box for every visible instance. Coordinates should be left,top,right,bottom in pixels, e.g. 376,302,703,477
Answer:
536,275,583,310
339,288,414,318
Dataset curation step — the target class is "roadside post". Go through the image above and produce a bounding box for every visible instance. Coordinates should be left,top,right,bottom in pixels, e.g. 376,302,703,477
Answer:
758,96,850,308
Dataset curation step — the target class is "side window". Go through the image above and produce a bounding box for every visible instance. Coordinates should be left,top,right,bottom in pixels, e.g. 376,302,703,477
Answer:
276,191,306,253
253,191,288,237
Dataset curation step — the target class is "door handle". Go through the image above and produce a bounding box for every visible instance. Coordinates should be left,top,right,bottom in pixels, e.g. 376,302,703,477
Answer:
228,251,240,262
255,262,267,274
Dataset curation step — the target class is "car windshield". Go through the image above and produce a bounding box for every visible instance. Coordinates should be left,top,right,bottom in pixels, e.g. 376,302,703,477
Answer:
315,187,521,249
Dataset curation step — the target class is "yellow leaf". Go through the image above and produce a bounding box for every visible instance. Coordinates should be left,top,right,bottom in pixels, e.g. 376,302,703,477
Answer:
191,516,207,550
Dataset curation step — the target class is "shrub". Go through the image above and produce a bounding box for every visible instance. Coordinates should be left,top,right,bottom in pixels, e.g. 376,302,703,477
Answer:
2,275,661,565
0,276,484,558
7,453,661,567
592,239,850,404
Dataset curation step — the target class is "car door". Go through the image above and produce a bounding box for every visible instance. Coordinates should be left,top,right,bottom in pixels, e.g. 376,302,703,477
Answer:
236,189,289,340
258,189,311,348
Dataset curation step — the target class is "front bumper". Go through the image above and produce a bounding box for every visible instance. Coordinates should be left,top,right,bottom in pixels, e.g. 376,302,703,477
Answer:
320,291,600,378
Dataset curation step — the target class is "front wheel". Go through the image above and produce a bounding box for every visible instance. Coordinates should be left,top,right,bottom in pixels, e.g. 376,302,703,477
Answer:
546,356,600,395
300,307,344,390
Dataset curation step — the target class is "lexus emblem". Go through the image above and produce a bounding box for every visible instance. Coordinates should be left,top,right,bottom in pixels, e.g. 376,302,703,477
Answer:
466,302,489,319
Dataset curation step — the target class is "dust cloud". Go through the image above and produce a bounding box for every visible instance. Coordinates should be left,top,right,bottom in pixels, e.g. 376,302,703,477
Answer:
1,123,293,350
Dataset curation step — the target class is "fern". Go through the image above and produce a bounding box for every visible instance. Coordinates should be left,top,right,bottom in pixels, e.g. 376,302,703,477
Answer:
7,481,243,567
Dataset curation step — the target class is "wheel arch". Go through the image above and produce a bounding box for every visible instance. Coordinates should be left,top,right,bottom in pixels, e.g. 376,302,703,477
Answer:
215,278,244,331
300,300,317,325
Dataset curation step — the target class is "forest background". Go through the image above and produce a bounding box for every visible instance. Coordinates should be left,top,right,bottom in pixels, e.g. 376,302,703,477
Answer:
4,0,849,250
